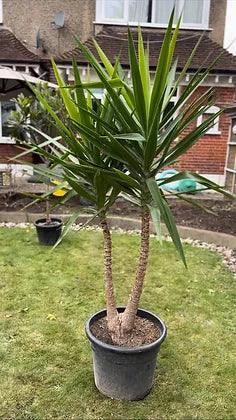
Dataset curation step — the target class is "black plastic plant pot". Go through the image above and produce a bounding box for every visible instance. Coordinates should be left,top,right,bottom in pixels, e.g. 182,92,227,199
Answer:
85,307,167,401
34,218,62,246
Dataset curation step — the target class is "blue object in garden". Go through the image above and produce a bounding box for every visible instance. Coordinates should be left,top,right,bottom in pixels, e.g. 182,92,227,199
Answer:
156,169,179,191
156,169,197,193
178,178,197,192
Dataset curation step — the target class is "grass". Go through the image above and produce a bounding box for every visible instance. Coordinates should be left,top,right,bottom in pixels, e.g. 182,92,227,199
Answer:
0,227,235,420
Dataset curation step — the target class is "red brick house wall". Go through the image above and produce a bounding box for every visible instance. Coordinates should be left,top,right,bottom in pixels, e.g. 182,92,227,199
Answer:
0,144,32,164
177,86,236,175
0,86,235,180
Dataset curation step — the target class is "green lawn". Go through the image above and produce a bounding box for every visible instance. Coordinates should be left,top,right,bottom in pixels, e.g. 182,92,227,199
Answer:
0,227,235,419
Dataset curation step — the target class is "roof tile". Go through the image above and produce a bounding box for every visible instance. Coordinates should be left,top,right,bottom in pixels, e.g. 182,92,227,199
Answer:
0,28,40,63
58,26,236,73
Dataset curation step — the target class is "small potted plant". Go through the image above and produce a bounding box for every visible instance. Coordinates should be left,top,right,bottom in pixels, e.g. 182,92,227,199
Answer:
8,87,65,245
34,181,63,246
14,12,234,400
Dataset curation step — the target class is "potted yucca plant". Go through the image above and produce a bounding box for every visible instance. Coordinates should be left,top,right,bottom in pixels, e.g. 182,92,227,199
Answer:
15,11,234,400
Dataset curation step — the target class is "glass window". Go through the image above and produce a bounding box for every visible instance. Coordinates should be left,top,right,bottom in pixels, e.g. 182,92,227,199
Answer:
104,0,124,19
0,0,2,24
1,101,16,138
128,0,149,22
91,88,104,112
197,106,221,135
153,0,176,24
182,0,204,24
97,0,209,28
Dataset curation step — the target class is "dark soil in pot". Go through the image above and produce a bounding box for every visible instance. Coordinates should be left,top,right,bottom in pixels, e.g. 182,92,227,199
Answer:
85,307,167,401
91,315,161,347
34,218,62,246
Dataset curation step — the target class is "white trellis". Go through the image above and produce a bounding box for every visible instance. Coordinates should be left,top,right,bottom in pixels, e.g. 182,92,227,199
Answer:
225,107,236,194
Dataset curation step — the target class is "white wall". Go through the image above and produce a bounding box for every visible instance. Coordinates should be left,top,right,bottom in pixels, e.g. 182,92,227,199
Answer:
200,173,225,186
224,0,236,55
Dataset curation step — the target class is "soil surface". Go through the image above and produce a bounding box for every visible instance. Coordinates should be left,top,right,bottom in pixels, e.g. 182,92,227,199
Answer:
35,220,61,228
91,315,161,347
0,193,235,235
110,198,236,236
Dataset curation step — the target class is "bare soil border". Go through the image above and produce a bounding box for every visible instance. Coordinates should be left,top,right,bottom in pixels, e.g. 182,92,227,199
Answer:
0,211,235,249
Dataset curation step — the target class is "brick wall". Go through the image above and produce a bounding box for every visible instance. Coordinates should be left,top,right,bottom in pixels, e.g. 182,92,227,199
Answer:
0,144,32,164
176,86,236,174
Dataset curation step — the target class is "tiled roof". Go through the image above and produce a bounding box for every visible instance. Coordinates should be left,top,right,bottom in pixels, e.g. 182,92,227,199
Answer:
0,28,40,63
58,26,236,73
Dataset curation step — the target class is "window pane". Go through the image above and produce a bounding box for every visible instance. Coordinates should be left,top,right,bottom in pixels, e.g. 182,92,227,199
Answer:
1,101,15,137
128,0,149,22
104,0,124,19
153,0,176,24
183,0,203,24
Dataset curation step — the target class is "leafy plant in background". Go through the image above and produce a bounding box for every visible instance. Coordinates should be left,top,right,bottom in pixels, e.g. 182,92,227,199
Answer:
8,85,68,224
8,84,67,143
13,11,233,344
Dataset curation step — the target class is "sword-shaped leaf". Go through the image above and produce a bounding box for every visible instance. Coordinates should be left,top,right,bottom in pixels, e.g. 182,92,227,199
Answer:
138,27,150,115
162,110,222,167
148,205,162,242
127,28,147,133
147,177,186,266
52,59,80,123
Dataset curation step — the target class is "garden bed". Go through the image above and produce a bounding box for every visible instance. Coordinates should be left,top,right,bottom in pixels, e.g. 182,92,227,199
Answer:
0,193,235,235
0,228,235,419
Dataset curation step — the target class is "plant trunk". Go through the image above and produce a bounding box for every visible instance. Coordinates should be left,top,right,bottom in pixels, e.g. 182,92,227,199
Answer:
100,217,120,335
121,207,150,334
46,184,51,223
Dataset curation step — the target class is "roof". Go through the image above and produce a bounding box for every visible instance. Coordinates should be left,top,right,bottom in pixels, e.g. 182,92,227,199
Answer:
0,28,40,63
58,26,236,74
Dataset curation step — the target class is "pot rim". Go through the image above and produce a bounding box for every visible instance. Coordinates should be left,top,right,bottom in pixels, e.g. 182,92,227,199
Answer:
85,307,167,354
34,218,63,228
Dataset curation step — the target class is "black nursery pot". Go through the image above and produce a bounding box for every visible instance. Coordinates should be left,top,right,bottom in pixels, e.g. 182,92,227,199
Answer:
85,307,167,401
34,218,62,246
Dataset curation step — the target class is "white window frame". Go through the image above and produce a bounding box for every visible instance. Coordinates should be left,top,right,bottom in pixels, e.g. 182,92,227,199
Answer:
95,0,210,30
1,63,40,75
0,0,3,24
0,101,16,144
197,105,221,135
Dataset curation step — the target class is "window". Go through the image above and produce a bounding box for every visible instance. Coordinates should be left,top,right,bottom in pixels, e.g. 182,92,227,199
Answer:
0,0,2,24
96,0,210,29
91,88,104,112
0,101,16,143
197,106,221,135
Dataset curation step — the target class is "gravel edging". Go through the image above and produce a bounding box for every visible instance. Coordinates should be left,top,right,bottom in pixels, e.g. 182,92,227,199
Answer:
0,217,235,274
0,211,235,248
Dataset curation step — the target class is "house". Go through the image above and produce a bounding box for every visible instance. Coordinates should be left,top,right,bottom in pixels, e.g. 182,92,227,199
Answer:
0,27,48,183
225,104,236,193
0,0,236,186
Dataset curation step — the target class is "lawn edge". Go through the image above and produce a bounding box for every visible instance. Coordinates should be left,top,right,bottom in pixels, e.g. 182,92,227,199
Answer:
0,211,235,249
